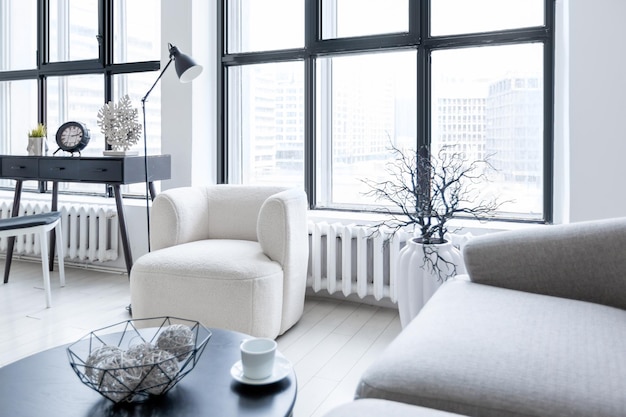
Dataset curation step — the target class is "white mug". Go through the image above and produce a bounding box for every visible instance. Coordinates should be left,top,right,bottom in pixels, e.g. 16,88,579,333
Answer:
240,338,277,380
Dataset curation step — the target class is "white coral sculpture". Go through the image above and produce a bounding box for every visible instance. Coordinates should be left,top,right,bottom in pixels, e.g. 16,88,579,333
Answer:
97,95,142,151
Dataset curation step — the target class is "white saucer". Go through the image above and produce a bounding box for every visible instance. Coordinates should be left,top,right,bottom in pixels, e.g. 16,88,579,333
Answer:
230,356,292,385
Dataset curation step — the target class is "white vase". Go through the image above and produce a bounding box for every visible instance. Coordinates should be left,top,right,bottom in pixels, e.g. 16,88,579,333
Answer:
27,136,47,156
396,238,465,328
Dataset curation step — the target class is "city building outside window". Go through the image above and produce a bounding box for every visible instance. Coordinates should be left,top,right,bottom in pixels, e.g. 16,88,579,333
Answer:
220,0,554,222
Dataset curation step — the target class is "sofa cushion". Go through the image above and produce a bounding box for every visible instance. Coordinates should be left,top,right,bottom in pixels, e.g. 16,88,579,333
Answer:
323,399,466,417
357,279,626,417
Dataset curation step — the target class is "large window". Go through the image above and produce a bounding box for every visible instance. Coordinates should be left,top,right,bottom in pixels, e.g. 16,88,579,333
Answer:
0,0,161,195
220,0,555,222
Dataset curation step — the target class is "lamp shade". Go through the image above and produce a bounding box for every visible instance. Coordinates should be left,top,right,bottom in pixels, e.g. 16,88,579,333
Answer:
168,43,203,83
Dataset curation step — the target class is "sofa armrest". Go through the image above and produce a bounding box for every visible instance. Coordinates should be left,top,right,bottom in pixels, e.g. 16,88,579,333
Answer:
463,217,626,309
150,187,211,251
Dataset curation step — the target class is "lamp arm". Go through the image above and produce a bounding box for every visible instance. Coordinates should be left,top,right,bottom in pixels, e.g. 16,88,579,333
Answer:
139,44,198,255
142,57,174,104
140,58,173,252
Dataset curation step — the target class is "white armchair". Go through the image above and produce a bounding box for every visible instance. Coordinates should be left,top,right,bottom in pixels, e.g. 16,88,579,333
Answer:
130,185,309,339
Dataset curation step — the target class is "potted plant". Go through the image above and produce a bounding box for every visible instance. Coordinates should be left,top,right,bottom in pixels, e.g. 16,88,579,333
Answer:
27,123,48,156
362,143,504,327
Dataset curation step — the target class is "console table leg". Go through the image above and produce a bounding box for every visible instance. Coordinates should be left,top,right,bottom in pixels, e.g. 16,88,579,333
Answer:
148,182,157,201
48,182,58,272
112,185,133,276
4,180,23,283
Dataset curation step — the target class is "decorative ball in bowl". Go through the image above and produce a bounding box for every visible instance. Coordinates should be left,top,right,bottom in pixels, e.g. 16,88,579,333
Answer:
67,317,211,404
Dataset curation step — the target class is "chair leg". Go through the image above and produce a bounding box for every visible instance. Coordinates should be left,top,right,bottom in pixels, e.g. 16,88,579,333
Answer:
39,230,52,308
55,221,66,287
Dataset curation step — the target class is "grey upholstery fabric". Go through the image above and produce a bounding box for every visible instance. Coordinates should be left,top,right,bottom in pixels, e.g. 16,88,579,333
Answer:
357,279,626,417
463,217,626,310
323,399,467,417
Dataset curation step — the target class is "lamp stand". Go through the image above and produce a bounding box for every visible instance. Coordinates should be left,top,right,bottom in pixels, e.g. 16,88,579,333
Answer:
141,58,174,253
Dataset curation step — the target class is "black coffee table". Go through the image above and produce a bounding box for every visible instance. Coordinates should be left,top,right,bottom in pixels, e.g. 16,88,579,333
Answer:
0,327,296,417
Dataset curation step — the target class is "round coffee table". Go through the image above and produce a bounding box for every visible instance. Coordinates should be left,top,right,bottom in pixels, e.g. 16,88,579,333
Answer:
0,327,296,416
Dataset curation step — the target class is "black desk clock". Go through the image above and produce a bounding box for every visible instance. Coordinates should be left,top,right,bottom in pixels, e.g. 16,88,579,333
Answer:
54,121,91,155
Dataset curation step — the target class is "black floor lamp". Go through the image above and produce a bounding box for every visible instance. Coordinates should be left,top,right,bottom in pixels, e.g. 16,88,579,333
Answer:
141,43,203,252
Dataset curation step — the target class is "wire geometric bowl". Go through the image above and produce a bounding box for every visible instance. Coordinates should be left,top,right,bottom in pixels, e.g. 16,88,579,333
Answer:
67,317,211,404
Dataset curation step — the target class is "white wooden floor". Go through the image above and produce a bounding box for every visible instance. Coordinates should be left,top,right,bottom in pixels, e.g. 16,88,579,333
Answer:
0,260,401,417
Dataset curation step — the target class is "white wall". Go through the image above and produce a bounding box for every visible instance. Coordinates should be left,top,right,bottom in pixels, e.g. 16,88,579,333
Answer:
161,0,216,190
564,0,626,222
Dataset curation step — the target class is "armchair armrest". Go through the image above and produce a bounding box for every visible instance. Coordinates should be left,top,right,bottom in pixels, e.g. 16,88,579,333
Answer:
150,187,211,250
257,188,308,266
257,188,309,333
463,217,626,309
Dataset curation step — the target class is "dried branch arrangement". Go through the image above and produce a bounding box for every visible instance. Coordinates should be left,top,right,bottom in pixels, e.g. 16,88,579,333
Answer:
363,143,504,244
362,143,509,281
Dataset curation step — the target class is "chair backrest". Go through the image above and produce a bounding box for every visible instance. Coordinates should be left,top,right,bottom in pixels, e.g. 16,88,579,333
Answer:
205,185,289,241
151,185,295,250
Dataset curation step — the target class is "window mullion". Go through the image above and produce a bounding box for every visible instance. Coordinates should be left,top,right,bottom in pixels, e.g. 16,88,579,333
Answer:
217,0,227,183
305,0,319,206
417,0,428,150
542,0,556,223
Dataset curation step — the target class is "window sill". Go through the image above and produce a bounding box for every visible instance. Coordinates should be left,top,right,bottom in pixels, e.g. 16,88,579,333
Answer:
308,209,545,236
0,188,545,236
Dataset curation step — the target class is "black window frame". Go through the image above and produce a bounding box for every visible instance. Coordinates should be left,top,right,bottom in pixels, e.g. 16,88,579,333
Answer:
0,0,161,197
219,0,555,223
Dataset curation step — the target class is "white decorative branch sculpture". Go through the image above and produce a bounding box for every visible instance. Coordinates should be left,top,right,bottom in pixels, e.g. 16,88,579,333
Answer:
97,95,142,153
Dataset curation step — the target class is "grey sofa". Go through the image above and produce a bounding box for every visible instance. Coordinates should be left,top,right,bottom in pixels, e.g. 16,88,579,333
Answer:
323,399,466,417
326,217,626,417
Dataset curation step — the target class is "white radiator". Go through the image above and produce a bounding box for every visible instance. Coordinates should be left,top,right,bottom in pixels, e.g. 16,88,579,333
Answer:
307,221,410,303
0,202,119,262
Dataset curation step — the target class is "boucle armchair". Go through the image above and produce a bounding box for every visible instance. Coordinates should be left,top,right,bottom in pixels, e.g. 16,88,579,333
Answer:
354,217,626,417
130,185,309,339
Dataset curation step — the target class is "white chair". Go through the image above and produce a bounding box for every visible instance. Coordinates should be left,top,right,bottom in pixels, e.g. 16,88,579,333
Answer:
130,185,309,339
1,211,65,307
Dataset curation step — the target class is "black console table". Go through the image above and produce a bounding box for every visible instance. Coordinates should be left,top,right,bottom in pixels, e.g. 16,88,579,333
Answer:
0,155,171,279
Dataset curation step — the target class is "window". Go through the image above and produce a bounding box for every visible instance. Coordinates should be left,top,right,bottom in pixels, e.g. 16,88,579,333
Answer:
0,0,161,195
316,51,416,208
227,61,304,187
321,0,409,39
221,0,554,221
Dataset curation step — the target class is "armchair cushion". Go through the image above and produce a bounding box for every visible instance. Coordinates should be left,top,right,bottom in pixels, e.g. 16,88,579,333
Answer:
131,239,283,337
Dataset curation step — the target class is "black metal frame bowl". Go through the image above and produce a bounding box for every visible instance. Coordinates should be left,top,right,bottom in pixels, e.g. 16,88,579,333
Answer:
67,317,211,404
